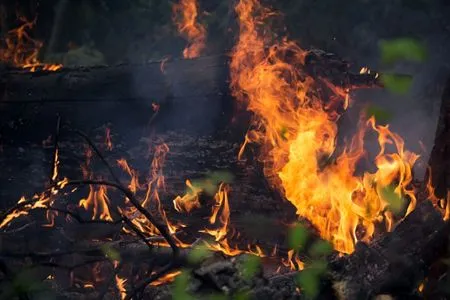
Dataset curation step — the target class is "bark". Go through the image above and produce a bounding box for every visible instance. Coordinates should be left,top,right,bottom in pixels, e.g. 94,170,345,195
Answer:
328,201,449,300
427,77,450,199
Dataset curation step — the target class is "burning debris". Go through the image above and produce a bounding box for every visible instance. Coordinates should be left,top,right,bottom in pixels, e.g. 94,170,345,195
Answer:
0,0,449,299
0,14,62,72
172,0,207,59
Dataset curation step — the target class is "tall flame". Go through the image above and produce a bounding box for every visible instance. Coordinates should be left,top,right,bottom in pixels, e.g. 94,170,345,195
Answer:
231,0,418,253
172,0,206,58
0,15,62,71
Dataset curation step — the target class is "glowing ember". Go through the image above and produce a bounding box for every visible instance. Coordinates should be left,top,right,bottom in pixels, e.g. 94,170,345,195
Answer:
172,0,206,58
0,15,62,72
230,0,419,253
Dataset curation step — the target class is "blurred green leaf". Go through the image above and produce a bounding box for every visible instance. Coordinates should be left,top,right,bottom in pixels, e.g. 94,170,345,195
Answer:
209,294,228,300
234,289,250,300
296,270,320,299
209,171,235,184
172,270,194,300
280,126,288,141
288,224,309,251
379,38,427,65
365,105,393,124
101,244,121,261
308,260,328,276
190,171,234,196
309,240,333,258
242,255,261,280
379,184,406,214
188,244,212,264
381,73,413,95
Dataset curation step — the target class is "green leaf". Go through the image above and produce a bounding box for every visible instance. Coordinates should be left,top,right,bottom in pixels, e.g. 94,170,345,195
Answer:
234,290,250,300
101,244,121,261
378,184,407,214
241,255,261,280
188,244,212,264
280,126,289,141
288,224,309,251
172,270,194,300
379,38,427,65
309,240,333,258
380,73,413,95
308,260,328,276
296,270,320,299
365,105,393,124
209,171,235,184
209,294,228,300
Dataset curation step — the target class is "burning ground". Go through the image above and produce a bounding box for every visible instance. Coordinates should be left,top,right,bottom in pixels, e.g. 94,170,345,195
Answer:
1,0,450,299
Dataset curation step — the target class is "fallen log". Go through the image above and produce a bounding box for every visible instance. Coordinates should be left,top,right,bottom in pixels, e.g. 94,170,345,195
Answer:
327,200,449,299
0,51,380,104
427,76,450,199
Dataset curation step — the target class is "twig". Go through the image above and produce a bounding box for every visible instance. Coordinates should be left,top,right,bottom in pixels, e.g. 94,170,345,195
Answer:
50,115,61,183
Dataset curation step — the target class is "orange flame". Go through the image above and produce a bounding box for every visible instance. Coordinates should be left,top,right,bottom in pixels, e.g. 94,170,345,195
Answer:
0,15,62,71
172,0,206,58
79,185,113,221
173,179,202,213
115,275,127,300
231,0,419,253
150,270,182,286
105,128,113,151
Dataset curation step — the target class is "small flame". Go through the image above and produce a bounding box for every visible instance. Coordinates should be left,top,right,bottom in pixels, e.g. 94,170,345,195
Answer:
172,0,206,58
173,179,202,213
0,15,62,71
115,275,127,300
79,185,113,221
105,128,113,151
150,270,182,286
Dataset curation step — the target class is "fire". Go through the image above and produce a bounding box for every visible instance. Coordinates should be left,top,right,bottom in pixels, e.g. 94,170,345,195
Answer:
105,128,113,151
79,185,113,221
173,179,202,213
172,0,206,58
0,15,62,72
150,270,182,286
115,275,127,300
231,0,419,253
203,183,230,242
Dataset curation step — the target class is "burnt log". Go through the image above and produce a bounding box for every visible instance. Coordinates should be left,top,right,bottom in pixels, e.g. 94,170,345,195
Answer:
427,77,450,199
327,200,449,299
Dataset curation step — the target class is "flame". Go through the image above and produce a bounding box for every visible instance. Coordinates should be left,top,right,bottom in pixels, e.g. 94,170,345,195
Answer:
230,0,419,253
0,15,62,71
173,179,202,213
172,0,206,58
282,250,305,271
201,183,230,242
79,185,113,221
105,128,113,151
117,158,142,194
150,270,182,286
115,275,127,300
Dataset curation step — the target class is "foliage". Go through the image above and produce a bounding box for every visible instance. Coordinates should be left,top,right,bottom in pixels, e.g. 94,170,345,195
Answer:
365,105,393,124
241,255,261,280
288,223,309,251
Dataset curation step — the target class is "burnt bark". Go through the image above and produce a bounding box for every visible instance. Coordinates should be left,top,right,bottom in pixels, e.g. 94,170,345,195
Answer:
427,77,450,199
328,200,449,300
